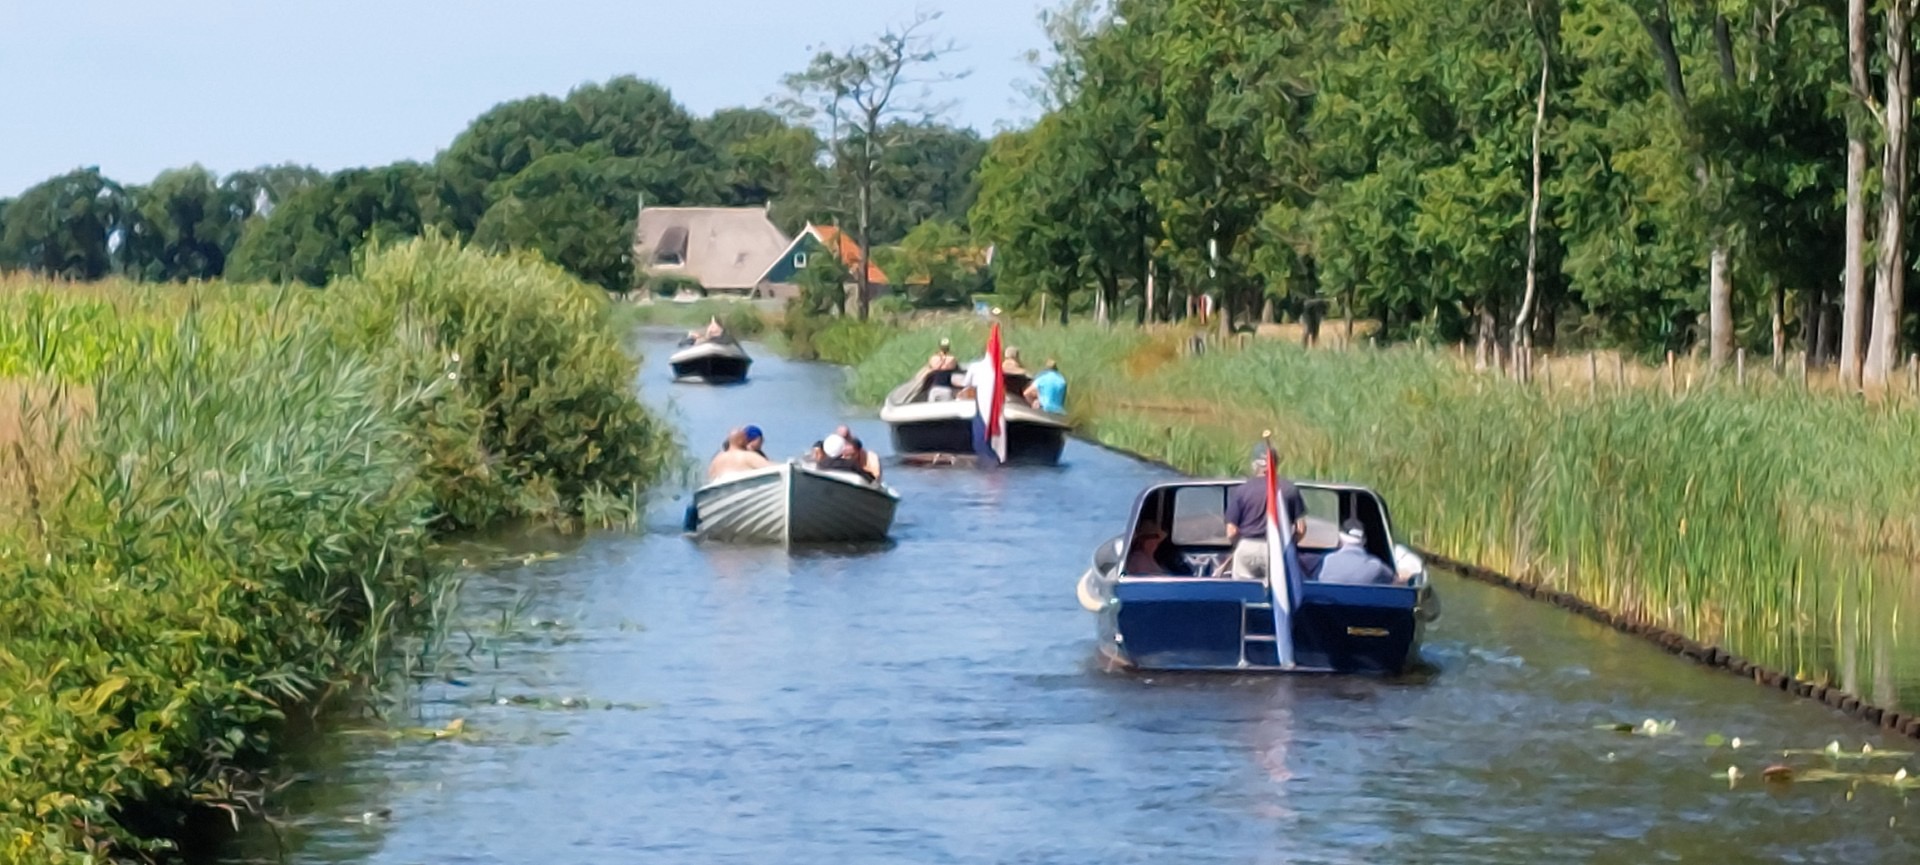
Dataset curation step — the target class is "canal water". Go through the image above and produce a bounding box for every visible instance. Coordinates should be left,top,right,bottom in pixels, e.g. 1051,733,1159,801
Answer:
218,330,1917,864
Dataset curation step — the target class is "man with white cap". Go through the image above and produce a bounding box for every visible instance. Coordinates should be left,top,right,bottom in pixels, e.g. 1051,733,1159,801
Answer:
1314,520,1398,585
1222,443,1306,581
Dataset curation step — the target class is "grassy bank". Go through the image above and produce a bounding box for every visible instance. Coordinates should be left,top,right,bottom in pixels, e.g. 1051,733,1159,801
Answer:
812,316,1920,712
0,238,676,862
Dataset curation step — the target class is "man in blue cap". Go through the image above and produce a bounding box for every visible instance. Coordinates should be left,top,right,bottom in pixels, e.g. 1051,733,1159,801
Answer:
1221,443,1306,580
707,426,771,481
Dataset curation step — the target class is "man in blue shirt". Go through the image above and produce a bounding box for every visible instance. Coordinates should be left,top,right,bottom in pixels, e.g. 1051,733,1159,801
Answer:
1026,359,1069,414
1221,445,1306,580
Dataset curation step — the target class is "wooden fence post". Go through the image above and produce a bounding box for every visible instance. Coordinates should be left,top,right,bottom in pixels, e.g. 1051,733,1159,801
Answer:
1665,351,1677,396
1736,348,1745,387
1615,353,1626,388
1800,351,1810,389
1587,351,1598,399
1541,352,1553,390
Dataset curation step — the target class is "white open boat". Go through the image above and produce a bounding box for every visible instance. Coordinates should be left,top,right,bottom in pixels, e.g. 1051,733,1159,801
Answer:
879,370,1072,465
686,461,899,545
668,338,752,383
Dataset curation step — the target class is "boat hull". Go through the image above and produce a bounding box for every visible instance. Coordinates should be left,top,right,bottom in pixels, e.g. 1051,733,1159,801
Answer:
688,463,898,545
668,342,752,383
879,400,1069,465
1083,571,1430,674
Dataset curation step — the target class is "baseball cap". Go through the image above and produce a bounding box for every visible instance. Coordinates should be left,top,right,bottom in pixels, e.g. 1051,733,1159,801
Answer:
823,433,848,457
743,425,763,442
1340,520,1366,543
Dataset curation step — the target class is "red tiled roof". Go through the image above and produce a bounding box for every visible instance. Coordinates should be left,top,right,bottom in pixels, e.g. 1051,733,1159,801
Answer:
810,224,890,285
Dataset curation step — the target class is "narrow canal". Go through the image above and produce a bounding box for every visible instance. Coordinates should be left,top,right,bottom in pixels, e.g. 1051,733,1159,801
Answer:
219,329,1917,864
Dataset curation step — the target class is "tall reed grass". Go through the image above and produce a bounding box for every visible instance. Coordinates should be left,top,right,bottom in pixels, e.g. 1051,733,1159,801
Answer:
828,319,1920,712
0,236,676,862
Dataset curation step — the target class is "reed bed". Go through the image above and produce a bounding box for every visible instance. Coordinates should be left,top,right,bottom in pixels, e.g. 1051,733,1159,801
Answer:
0,236,676,862
826,319,1920,712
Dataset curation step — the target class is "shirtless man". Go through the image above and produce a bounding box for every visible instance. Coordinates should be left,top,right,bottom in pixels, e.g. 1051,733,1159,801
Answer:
707,427,771,481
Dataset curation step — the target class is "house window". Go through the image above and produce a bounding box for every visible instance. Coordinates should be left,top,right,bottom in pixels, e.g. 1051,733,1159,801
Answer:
794,252,808,269
655,251,683,266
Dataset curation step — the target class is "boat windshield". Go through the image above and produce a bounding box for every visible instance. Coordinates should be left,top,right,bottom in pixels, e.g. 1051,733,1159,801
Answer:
1124,482,1399,578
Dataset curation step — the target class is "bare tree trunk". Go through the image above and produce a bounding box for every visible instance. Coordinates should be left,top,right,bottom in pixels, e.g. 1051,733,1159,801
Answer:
1842,0,1872,387
1869,1,1914,386
1514,1,1550,381
1344,286,1355,343
1144,259,1156,325
856,170,873,322
1708,235,1733,366
1770,282,1786,363
1094,280,1109,325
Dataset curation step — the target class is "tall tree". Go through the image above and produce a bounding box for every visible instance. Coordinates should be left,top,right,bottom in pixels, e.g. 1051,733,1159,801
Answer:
120,166,244,282
1630,0,1739,367
699,107,829,216
782,12,965,319
472,151,643,291
227,163,441,285
0,168,128,280
1866,1,1916,386
1842,0,1872,386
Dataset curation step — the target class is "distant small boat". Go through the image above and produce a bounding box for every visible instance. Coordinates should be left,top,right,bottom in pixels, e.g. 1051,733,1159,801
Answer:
1076,479,1438,674
669,338,752,383
686,461,899,545
878,369,1071,465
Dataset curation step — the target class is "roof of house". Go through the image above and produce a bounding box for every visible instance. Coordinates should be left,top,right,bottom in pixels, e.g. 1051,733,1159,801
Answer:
810,224,891,285
632,206,792,291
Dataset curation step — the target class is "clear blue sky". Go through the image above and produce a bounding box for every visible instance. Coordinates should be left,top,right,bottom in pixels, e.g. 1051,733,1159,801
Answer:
0,0,1052,197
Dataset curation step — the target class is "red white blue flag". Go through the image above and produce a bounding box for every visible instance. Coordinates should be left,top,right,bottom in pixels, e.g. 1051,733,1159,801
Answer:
1265,442,1297,666
972,323,1008,465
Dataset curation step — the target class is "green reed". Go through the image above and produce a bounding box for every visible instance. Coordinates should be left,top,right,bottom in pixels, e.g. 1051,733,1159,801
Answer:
0,236,678,862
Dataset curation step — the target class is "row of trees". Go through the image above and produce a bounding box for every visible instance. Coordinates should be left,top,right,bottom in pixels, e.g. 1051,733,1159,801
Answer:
972,0,1919,383
0,75,984,293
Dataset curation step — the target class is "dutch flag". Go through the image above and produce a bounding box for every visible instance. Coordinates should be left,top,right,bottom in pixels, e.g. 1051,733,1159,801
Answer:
971,323,1008,465
1264,440,1299,667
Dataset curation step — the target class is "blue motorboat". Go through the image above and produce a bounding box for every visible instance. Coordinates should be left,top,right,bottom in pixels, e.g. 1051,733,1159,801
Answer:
1075,479,1439,673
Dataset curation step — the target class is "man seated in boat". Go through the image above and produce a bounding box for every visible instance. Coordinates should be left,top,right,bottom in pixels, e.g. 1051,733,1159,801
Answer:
704,317,727,340
919,340,962,402
817,433,879,483
1124,520,1191,576
1001,346,1033,403
924,337,955,372
1024,359,1067,414
707,427,771,480
1313,521,1400,585
1221,445,1306,580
